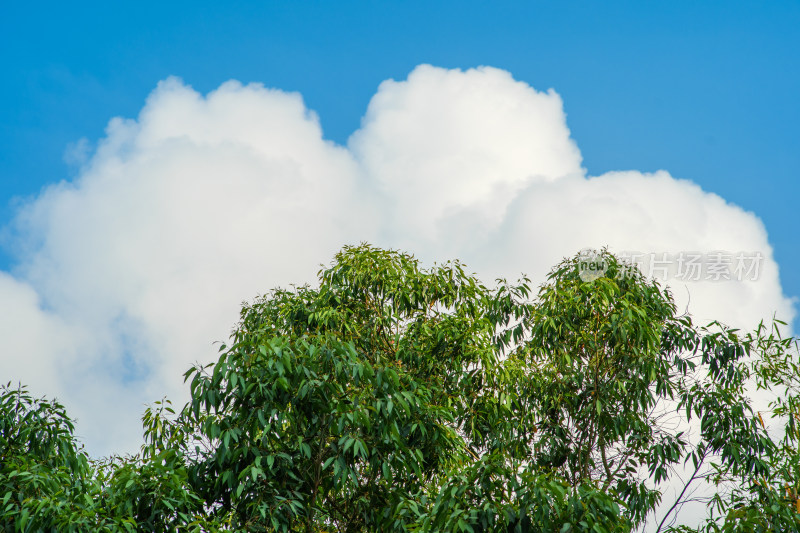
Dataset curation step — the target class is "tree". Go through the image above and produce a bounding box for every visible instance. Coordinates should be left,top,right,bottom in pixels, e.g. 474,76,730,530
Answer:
0,384,216,532
0,383,102,531
2,244,799,532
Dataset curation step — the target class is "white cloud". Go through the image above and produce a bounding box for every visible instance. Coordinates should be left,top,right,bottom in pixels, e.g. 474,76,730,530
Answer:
475,169,793,330
351,64,583,253
5,77,377,453
0,272,76,397
0,65,794,461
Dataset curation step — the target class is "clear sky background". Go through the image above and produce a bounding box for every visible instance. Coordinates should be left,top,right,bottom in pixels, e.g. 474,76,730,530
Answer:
1,0,798,459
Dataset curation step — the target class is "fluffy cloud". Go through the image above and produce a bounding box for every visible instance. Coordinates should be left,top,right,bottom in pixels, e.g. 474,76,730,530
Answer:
0,65,794,458
477,170,791,329
350,65,583,251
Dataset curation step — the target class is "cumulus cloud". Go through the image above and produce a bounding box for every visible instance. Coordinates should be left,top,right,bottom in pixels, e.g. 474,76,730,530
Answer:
350,65,583,252
476,169,792,330
0,65,794,459
4,77,376,453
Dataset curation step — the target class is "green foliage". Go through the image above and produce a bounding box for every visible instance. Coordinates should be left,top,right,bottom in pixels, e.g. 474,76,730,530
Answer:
175,245,503,531
0,385,213,532
2,245,799,532
0,383,102,531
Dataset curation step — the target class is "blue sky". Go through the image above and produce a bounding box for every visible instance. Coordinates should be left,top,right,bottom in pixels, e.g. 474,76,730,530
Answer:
1,1,798,462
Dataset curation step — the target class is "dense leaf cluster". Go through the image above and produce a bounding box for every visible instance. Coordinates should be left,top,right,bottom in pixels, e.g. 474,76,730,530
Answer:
2,245,799,532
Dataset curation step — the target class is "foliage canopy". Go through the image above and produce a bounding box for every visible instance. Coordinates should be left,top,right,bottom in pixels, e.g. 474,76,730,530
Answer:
2,245,799,532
